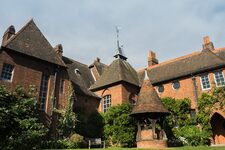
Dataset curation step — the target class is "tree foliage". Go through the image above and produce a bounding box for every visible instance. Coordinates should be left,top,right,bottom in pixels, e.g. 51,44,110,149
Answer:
0,85,48,150
103,103,136,147
162,97,192,139
75,108,104,138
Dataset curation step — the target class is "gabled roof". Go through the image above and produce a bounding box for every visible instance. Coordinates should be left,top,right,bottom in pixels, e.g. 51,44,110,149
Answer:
62,56,100,98
131,77,169,118
3,19,66,67
90,58,140,91
138,49,225,85
89,59,108,76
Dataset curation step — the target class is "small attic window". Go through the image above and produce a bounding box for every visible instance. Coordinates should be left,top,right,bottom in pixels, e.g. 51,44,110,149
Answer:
74,68,81,75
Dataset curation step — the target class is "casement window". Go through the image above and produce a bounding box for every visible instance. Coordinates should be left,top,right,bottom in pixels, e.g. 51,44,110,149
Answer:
60,79,65,94
157,85,164,93
1,63,14,81
172,81,180,90
39,74,49,111
200,74,211,90
214,71,225,87
103,95,111,113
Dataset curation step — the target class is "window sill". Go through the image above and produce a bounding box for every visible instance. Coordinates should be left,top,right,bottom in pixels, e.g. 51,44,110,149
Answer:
202,88,211,91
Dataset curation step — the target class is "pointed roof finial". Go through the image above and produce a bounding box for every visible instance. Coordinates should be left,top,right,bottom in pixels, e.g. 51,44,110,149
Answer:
114,26,127,60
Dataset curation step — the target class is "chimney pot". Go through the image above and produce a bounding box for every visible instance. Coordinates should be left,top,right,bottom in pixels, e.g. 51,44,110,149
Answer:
2,25,15,46
96,57,100,62
148,50,158,67
202,36,214,51
54,44,63,57
203,36,210,44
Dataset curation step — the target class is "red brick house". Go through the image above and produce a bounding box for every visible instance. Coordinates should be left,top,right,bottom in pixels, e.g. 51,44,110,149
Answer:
137,37,225,145
90,36,225,145
0,20,100,138
2,19,225,144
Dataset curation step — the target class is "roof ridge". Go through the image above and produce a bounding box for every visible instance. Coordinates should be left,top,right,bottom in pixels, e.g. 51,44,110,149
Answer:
208,48,225,62
148,51,201,69
146,47,225,71
69,57,89,67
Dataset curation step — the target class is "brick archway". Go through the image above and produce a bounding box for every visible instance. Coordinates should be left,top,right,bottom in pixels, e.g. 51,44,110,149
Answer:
210,112,225,145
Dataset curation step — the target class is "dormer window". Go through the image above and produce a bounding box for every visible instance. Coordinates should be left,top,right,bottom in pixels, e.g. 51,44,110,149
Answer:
74,68,81,76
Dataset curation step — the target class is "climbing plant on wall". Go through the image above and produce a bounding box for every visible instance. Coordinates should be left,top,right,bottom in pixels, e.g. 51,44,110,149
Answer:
162,86,225,146
57,83,77,139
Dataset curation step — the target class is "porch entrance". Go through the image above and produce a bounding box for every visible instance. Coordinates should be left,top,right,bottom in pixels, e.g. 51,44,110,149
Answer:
211,112,225,145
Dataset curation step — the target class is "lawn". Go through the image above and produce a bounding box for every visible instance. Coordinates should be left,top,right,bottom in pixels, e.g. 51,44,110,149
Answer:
71,146,225,150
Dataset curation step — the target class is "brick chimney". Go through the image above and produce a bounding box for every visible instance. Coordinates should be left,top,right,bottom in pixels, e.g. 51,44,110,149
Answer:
148,51,158,67
2,25,15,46
202,36,214,51
96,57,100,63
54,44,63,57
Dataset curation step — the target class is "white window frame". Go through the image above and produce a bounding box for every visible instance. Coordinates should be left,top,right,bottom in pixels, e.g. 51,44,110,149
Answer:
200,74,211,90
1,63,14,82
213,70,225,87
103,95,111,113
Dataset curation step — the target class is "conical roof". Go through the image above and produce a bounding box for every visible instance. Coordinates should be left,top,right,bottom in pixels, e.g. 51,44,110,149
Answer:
131,72,169,118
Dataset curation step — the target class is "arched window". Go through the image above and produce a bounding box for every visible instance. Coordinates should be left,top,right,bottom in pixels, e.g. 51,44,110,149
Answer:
103,95,111,113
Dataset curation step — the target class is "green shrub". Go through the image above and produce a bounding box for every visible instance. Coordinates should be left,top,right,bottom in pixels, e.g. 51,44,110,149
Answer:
173,125,210,146
41,140,69,149
69,133,86,148
75,108,104,138
0,85,48,150
103,103,136,147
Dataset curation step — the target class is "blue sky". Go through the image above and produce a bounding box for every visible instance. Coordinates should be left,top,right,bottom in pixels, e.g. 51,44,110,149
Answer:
1,0,225,69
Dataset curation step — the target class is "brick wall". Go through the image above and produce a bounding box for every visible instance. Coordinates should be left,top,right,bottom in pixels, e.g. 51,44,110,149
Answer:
74,94,100,117
0,49,68,114
94,83,140,113
154,69,225,109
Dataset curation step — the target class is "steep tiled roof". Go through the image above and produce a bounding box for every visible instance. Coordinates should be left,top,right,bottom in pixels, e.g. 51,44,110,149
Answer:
138,49,225,85
89,59,108,76
131,78,169,117
3,19,66,67
62,56,100,98
90,58,140,91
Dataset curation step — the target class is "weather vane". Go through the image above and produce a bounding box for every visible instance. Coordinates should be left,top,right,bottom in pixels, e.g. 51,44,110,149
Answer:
116,26,121,50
